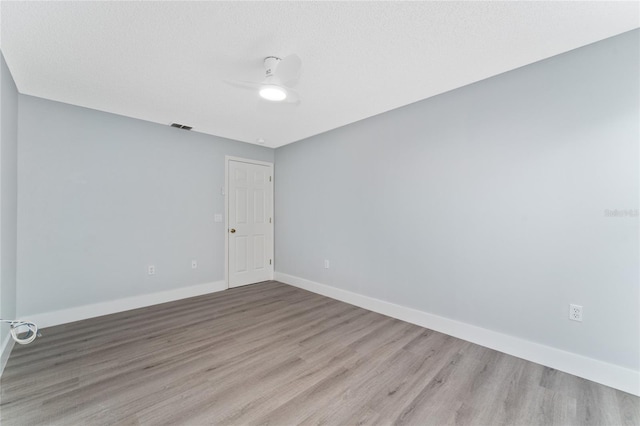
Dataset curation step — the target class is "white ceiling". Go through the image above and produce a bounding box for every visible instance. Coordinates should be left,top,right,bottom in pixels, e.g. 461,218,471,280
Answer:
1,2,638,148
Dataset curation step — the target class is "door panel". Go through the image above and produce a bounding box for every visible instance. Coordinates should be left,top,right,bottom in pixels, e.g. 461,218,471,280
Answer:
235,236,248,272
228,159,273,288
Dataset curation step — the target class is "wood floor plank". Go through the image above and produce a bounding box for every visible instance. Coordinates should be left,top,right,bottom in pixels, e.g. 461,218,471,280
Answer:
1,281,637,425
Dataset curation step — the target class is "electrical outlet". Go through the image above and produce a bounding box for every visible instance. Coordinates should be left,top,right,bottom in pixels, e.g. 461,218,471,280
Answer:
191,260,197,269
569,304,583,322
324,259,330,269
148,265,155,275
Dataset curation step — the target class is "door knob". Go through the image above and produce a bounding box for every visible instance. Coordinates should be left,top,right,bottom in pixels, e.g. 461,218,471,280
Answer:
230,228,236,233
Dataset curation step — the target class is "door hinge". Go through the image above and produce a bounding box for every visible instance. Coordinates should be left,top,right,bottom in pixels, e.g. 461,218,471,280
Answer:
269,217,272,223
269,176,272,182
269,259,272,265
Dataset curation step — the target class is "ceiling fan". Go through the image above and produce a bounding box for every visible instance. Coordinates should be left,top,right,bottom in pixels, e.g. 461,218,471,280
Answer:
225,54,302,105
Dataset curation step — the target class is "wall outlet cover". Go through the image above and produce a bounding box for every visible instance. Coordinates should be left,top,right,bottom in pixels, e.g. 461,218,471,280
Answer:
569,304,583,322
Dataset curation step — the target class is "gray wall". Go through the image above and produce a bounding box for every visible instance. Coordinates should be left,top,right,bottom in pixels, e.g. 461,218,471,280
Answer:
275,30,639,370
0,51,19,347
17,96,273,316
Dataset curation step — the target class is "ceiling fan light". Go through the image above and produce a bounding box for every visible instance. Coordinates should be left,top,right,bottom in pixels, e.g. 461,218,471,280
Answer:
259,85,287,101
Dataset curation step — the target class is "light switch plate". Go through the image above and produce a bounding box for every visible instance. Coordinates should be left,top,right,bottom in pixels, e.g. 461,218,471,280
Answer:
214,213,223,223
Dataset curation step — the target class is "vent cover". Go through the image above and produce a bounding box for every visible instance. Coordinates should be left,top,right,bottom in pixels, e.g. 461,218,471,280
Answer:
170,123,192,131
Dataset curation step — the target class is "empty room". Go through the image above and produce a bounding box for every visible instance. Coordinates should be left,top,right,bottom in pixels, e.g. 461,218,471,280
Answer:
0,1,638,425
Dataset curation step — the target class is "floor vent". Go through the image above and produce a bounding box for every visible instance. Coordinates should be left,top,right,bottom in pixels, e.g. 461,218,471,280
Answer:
170,123,192,130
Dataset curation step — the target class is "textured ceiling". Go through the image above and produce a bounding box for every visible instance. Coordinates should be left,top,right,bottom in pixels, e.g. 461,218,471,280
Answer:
1,1,638,148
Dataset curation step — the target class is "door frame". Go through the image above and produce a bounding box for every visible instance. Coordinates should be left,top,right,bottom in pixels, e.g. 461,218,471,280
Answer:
224,156,274,289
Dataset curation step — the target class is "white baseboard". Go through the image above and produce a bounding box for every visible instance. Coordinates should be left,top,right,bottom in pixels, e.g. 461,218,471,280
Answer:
0,334,15,379
275,272,640,396
23,281,227,329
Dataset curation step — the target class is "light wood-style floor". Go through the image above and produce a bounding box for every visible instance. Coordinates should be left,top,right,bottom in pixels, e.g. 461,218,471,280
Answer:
1,281,638,425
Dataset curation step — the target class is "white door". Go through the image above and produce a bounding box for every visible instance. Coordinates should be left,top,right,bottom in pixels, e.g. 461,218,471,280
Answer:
227,158,274,288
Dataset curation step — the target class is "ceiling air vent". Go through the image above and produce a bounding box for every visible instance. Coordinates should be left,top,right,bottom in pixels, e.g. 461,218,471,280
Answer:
170,123,192,131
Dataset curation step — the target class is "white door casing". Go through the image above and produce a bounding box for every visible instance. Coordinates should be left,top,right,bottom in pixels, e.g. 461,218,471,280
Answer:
226,157,274,288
